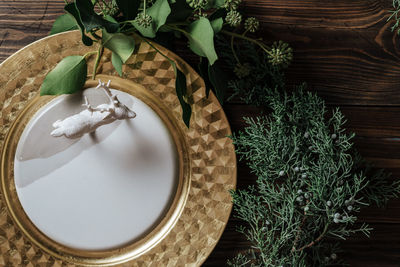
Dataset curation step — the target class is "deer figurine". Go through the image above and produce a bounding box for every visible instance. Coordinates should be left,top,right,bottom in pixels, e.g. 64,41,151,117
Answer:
51,80,137,139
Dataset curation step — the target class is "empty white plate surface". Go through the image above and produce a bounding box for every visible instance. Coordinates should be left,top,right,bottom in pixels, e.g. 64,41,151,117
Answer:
14,89,178,250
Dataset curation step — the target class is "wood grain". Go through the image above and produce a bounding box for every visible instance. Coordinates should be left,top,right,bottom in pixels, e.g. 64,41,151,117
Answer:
248,0,400,106
1,0,400,266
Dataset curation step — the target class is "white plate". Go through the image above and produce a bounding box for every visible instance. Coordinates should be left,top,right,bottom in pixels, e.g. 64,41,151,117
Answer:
14,88,178,250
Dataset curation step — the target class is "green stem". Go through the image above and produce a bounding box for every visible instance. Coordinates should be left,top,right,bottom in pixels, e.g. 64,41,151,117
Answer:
242,28,250,37
164,24,189,36
119,21,133,25
221,29,272,56
296,223,329,252
83,51,97,59
143,0,147,16
291,202,309,253
121,28,138,34
92,43,104,80
230,35,240,64
167,22,190,26
89,32,101,41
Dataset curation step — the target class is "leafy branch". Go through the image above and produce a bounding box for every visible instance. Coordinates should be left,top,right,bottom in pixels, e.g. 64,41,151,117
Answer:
44,0,274,127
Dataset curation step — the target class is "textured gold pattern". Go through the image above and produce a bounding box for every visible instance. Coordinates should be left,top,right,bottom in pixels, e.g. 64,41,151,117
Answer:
0,31,236,266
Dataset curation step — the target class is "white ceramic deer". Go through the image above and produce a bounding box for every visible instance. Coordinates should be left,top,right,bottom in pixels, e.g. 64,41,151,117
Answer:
51,80,137,139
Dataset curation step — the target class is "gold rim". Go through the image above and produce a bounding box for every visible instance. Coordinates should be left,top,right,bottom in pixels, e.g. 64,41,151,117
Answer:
1,76,191,265
0,31,237,266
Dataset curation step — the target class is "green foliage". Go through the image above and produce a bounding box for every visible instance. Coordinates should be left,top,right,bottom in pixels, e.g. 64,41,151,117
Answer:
388,0,400,34
46,0,285,126
229,87,400,266
210,17,223,34
50,14,78,35
102,30,135,63
132,0,171,38
208,61,227,103
175,68,192,126
111,52,123,76
187,17,218,65
217,38,287,106
40,56,87,95
116,0,140,20
142,37,192,127
225,10,242,27
75,0,119,33
64,3,93,46
267,41,293,68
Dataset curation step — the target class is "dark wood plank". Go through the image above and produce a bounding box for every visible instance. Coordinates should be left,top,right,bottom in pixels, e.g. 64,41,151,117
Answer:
245,0,400,106
0,1,64,62
224,104,400,138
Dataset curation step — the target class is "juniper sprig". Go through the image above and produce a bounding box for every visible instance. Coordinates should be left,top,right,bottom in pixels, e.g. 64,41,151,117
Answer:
228,86,400,266
388,0,400,34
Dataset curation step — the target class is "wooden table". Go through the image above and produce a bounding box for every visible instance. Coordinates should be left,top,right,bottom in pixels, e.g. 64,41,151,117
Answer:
1,1,400,266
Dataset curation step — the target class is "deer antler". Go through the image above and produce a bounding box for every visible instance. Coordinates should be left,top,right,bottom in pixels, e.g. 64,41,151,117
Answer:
82,96,95,115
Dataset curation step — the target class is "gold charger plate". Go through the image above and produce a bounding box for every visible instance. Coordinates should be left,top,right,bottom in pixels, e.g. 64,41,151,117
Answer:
0,31,236,266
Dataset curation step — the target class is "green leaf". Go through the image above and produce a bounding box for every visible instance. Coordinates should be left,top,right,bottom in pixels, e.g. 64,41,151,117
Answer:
132,0,171,38
64,3,93,46
104,15,118,24
203,0,224,10
50,14,78,35
212,0,225,8
210,17,223,33
208,61,227,103
175,67,191,127
186,17,218,65
116,0,140,20
139,38,191,127
198,58,213,98
102,30,135,63
75,0,119,33
40,56,87,95
112,52,123,76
